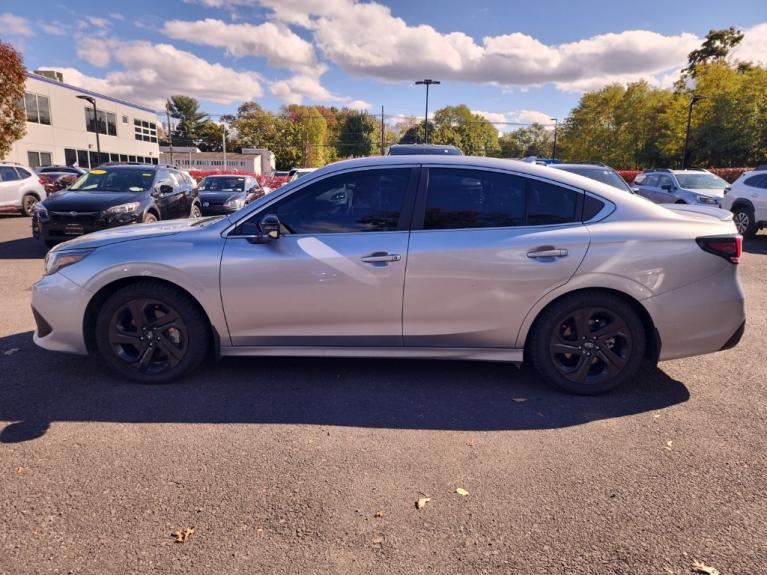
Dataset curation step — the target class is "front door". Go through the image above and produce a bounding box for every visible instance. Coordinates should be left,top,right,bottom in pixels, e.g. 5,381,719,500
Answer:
0,166,21,207
403,167,590,348
220,167,417,346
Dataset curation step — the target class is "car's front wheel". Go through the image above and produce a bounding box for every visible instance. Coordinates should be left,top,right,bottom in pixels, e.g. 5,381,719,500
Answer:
529,292,646,395
732,205,757,238
142,212,158,224
20,194,39,216
190,203,202,218
95,282,209,383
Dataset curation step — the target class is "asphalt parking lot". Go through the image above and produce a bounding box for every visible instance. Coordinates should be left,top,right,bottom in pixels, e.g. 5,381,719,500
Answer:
1,214,765,575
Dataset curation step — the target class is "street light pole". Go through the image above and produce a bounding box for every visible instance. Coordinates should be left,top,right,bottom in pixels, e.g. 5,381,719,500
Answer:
550,117,558,161
682,94,705,170
76,95,101,166
165,101,174,165
415,79,440,144
222,124,227,170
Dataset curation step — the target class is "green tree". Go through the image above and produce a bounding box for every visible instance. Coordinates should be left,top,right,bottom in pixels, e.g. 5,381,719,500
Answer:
498,124,553,158
197,121,227,152
166,95,208,145
0,41,26,160
683,27,744,79
335,111,377,158
398,105,499,156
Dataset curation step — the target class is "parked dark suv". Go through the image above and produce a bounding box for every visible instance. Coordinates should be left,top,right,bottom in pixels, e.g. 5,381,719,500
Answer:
32,164,201,248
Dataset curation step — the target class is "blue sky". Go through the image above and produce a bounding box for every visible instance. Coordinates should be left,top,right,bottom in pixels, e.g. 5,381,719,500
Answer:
2,0,766,128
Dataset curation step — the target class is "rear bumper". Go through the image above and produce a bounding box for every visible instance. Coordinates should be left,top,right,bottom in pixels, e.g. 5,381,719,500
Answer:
645,265,745,361
31,272,90,355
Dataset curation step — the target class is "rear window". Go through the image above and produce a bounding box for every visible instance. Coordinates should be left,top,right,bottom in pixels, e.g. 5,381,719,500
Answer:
744,175,767,189
200,176,247,191
15,167,32,179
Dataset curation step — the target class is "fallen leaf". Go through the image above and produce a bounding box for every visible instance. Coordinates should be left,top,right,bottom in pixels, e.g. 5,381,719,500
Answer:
455,487,469,496
256,528,264,533
371,536,384,545
466,441,474,447
15,467,24,474
374,511,384,518
415,497,431,510
512,397,527,403
173,527,195,543
3,348,20,356
663,440,673,451
691,560,720,575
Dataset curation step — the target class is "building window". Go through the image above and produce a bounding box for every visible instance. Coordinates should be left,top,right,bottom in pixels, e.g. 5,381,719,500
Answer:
65,148,78,167
77,149,89,168
134,119,158,143
122,115,129,124
27,151,53,169
85,108,117,136
23,92,51,125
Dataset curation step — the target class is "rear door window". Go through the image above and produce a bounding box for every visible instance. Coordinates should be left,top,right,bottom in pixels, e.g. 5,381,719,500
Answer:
744,175,767,189
0,166,20,182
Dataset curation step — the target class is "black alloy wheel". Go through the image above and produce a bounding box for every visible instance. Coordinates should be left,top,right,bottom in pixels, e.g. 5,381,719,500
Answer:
107,298,188,375
95,282,209,383
529,292,646,395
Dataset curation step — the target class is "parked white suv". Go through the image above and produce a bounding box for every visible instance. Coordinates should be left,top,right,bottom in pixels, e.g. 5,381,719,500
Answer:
721,166,767,237
0,163,46,216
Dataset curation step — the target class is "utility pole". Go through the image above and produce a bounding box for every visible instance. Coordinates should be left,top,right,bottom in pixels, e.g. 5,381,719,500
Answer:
302,128,308,168
550,117,558,161
381,105,385,155
682,94,705,169
76,95,101,165
415,79,440,144
165,101,174,165
222,123,227,170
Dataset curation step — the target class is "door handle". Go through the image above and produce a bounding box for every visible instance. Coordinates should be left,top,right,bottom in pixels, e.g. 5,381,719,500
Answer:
361,252,401,263
527,248,568,259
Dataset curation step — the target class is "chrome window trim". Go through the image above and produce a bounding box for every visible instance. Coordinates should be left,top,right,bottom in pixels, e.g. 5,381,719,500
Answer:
223,163,420,238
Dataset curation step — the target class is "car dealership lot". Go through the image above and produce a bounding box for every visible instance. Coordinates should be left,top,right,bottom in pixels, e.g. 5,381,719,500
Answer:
1,215,765,574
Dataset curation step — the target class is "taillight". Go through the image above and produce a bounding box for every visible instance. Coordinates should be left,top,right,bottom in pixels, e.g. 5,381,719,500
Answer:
696,236,742,264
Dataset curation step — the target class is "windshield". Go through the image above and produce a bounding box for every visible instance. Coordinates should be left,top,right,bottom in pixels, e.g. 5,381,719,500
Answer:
557,167,632,192
69,168,154,193
675,173,727,189
200,176,246,192
388,146,462,156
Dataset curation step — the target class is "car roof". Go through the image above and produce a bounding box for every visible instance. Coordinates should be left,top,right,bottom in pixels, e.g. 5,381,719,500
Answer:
552,164,616,171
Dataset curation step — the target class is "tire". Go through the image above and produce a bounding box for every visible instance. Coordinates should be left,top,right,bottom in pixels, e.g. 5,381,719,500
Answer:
142,212,158,224
95,281,210,384
732,205,757,238
20,194,39,217
190,203,202,218
529,291,646,395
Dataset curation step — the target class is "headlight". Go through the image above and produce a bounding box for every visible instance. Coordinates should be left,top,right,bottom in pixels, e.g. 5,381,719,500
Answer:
104,202,141,215
44,248,94,276
224,197,245,209
696,195,719,205
33,204,49,219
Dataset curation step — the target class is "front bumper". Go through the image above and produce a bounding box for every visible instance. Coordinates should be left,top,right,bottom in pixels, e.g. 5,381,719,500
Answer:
200,204,237,216
31,272,91,355
33,212,141,241
645,265,745,361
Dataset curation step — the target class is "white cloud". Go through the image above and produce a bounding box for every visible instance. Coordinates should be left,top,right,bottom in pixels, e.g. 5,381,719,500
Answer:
347,99,372,111
508,110,555,127
0,13,33,36
163,18,317,72
86,16,110,29
472,110,507,124
49,40,263,109
257,0,720,91
39,21,66,36
110,13,126,21
76,38,114,68
733,23,767,67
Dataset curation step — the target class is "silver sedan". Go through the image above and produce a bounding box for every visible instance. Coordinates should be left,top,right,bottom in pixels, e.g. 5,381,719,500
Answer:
32,156,745,394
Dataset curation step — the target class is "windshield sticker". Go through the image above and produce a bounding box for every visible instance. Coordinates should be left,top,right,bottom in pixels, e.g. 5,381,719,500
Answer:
142,173,152,176
89,169,106,174
129,187,144,192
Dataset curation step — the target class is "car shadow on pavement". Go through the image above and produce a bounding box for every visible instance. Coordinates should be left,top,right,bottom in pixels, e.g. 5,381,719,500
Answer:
0,234,46,259
743,236,767,255
0,331,690,443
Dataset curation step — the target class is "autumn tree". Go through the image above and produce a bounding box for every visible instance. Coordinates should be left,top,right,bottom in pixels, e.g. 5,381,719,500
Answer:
0,41,26,160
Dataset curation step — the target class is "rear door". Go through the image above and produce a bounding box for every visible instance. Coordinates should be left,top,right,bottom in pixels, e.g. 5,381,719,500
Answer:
656,174,676,203
636,174,661,202
403,166,590,349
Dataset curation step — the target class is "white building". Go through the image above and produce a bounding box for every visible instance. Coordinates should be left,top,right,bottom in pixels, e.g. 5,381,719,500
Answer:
3,70,160,169
159,147,275,175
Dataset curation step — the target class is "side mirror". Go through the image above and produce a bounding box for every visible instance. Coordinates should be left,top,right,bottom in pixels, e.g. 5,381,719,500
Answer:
246,214,281,244
154,182,173,196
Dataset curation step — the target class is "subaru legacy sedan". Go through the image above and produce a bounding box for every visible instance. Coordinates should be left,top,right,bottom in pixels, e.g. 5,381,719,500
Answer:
32,156,745,395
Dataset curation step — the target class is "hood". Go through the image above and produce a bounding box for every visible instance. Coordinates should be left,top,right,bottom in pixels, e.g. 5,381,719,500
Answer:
42,190,144,211
50,218,210,251
199,190,244,203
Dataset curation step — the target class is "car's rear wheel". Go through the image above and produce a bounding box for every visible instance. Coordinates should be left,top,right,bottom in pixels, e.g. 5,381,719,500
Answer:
142,212,158,224
732,205,757,238
20,194,38,216
95,282,209,383
529,292,646,395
